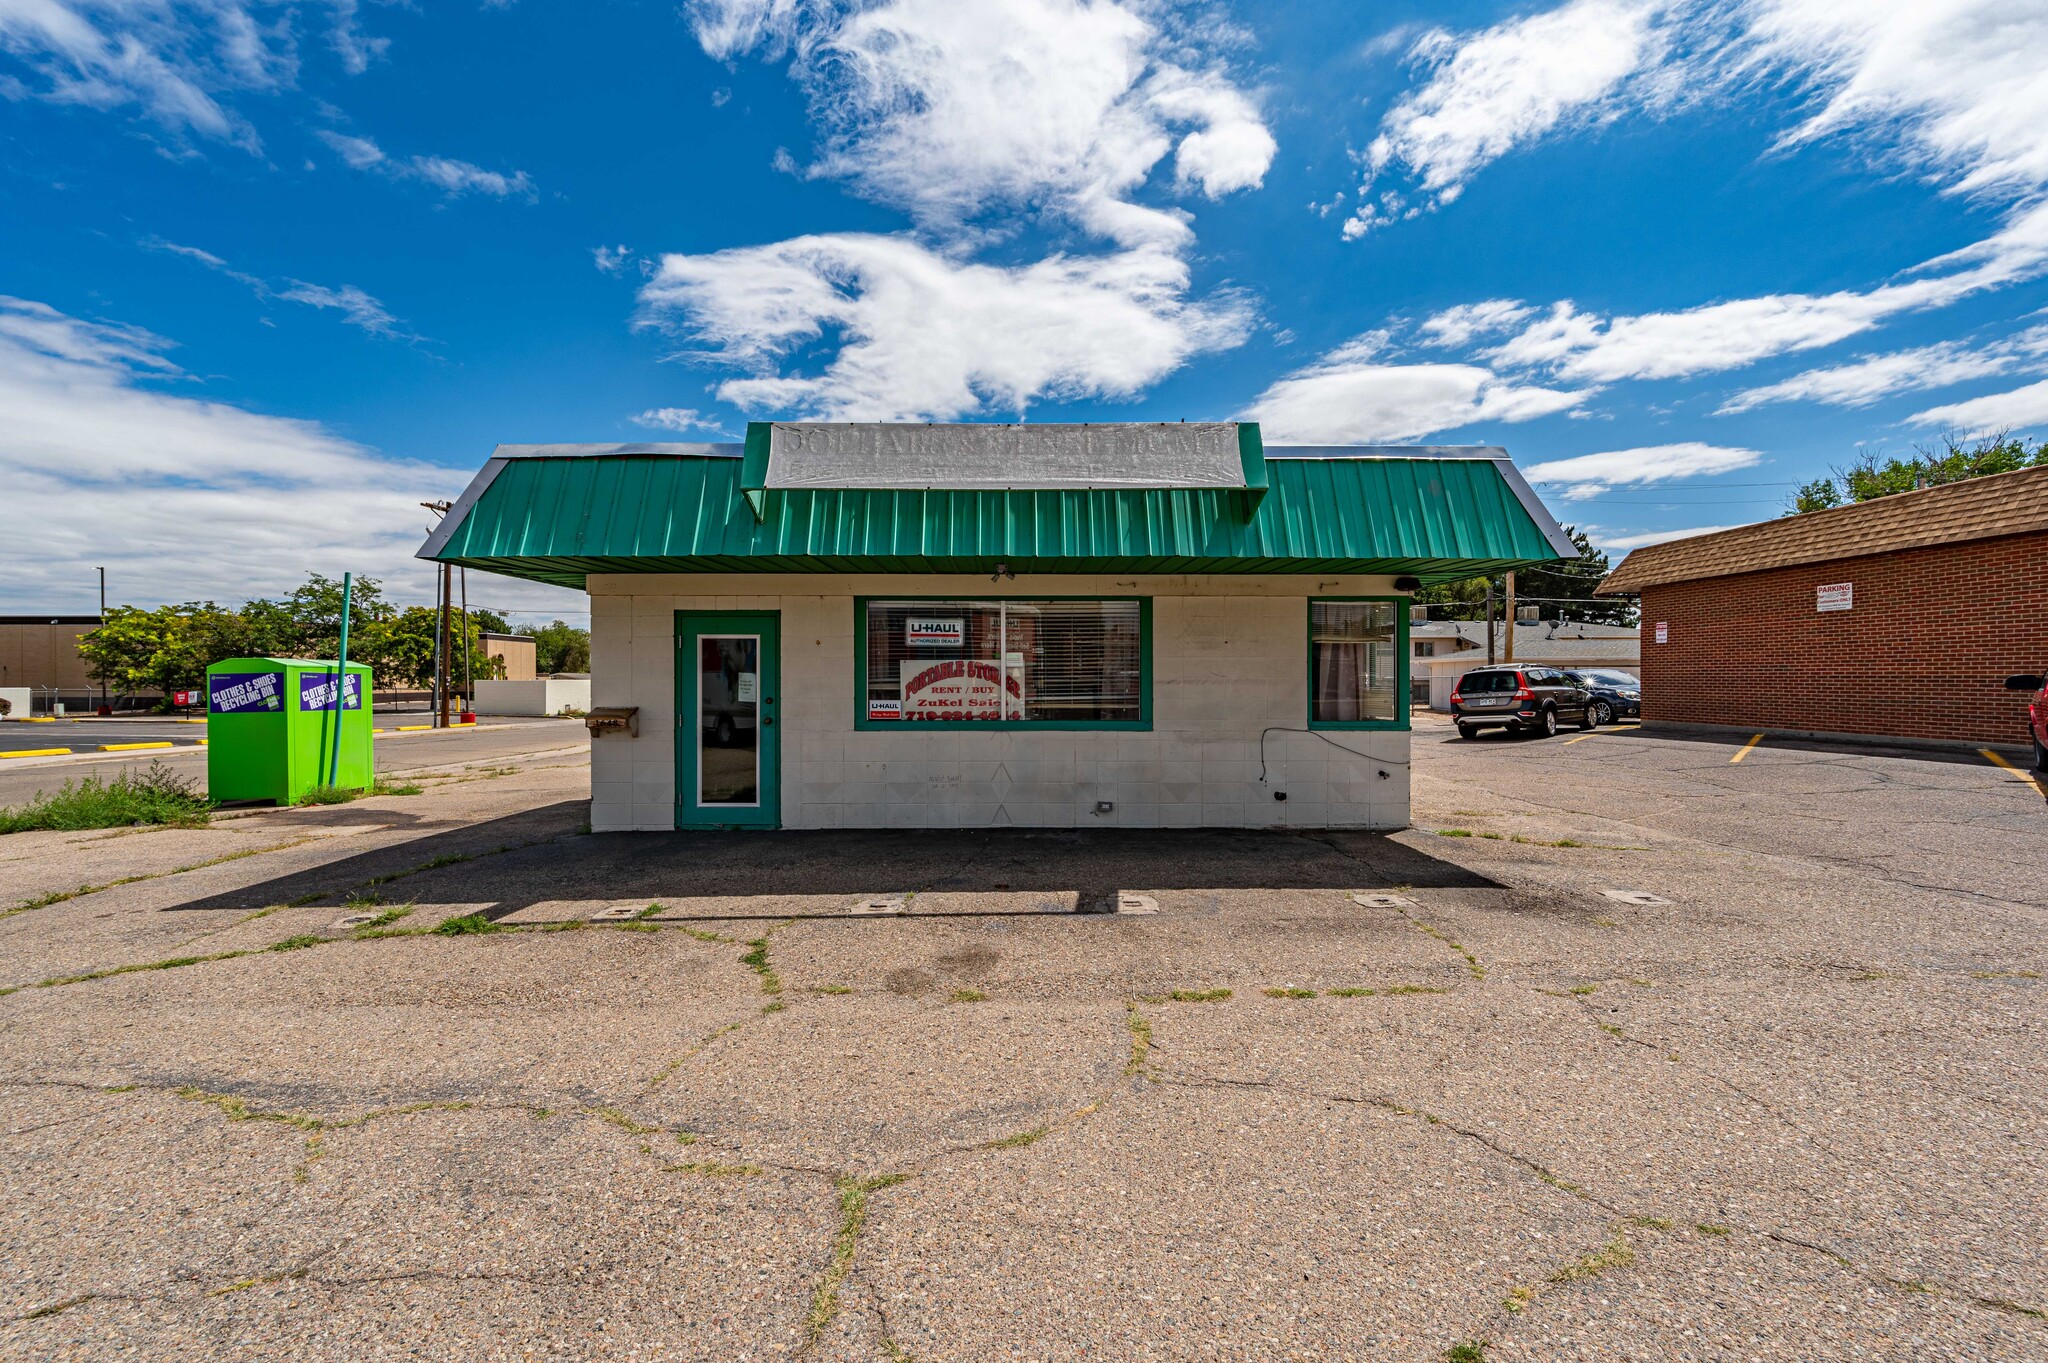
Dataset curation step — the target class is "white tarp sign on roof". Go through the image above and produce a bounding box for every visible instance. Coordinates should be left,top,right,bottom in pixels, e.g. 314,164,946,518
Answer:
763,422,1245,491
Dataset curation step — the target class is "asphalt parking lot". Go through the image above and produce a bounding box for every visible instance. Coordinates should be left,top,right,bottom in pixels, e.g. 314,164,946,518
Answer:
1,719,2042,1360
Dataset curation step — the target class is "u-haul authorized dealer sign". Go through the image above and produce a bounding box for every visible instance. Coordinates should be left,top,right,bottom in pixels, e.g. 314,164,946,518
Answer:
906,617,964,647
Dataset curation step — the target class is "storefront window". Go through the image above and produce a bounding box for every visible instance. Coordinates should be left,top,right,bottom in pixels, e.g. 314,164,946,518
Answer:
859,599,1147,727
1309,600,1404,727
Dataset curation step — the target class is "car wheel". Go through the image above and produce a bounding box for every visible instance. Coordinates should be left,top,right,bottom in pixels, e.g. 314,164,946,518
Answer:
1591,700,1613,726
1457,723,1479,741
1535,707,1559,739
714,714,735,747
1577,706,1596,731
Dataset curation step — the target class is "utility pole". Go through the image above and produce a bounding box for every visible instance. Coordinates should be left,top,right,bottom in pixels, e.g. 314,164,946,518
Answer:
1503,571,1517,665
421,501,453,729
1484,579,1496,666
438,562,453,729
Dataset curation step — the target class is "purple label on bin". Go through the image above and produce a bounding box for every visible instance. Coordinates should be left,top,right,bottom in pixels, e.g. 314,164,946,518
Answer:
209,672,285,714
298,673,363,711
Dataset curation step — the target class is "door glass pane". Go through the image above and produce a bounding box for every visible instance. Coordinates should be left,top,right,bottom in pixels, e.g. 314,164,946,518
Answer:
698,636,760,805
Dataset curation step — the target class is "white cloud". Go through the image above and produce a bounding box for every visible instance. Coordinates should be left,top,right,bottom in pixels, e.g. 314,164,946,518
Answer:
1909,377,2048,436
639,233,1251,421
318,130,535,199
1470,198,2048,383
1347,0,2048,239
1742,0,2048,206
0,1,404,149
1419,299,1534,350
686,0,1274,249
1598,523,1744,551
146,238,415,339
1716,327,2048,413
633,407,731,436
1523,442,1762,498
592,245,635,275
0,296,498,610
1349,0,1671,237
1244,336,1588,443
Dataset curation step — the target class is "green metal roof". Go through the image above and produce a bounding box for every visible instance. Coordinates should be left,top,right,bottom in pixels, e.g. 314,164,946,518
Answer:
421,447,1569,588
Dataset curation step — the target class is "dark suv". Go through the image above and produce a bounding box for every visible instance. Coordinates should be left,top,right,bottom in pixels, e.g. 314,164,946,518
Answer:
1451,667,1595,740
1564,669,1642,725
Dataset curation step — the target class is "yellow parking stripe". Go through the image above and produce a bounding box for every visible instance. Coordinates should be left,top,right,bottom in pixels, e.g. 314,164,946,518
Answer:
100,741,175,752
1561,731,1602,745
0,748,72,759
1981,748,2044,796
1729,734,1764,764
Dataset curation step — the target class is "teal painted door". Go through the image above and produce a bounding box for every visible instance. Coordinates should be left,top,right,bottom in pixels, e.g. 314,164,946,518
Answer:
676,612,780,829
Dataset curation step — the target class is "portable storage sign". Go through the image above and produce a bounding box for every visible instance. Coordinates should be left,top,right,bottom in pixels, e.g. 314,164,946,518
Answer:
900,659,1022,720
906,617,964,647
210,672,285,713
299,673,363,710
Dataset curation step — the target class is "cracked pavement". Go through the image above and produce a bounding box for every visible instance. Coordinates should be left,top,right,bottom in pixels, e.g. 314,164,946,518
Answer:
1,716,2043,1360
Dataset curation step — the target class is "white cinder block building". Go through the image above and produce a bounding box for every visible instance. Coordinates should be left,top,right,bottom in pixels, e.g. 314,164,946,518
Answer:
420,423,1574,832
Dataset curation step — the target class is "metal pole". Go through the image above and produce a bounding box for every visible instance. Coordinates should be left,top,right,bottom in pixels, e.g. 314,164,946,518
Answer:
97,566,106,711
1484,580,1496,666
1503,571,1516,665
438,562,453,728
460,567,471,714
328,573,353,787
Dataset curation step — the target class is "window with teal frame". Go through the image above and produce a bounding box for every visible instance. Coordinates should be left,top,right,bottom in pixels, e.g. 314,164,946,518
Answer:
1308,599,1408,729
855,597,1150,730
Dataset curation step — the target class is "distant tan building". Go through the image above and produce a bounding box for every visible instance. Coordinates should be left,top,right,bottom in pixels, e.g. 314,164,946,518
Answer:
1410,620,1639,711
0,616,100,711
480,632,538,681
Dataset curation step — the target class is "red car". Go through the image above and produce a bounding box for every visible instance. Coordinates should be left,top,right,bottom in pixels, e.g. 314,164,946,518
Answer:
2007,672,2048,769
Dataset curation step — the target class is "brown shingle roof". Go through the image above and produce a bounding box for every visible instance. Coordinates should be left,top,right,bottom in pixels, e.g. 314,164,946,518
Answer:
1596,463,2048,593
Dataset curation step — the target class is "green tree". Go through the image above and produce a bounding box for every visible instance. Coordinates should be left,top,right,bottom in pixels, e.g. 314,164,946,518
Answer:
1787,433,2046,513
531,620,591,674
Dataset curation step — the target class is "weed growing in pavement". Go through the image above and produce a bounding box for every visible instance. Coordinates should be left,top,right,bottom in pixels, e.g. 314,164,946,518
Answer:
1123,1005,1153,1076
352,905,413,933
1850,970,1900,982
949,988,988,1003
1971,970,2042,980
1443,1341,1489,1362
741,935,783,995
3,949,258,996
1436,829,1474,838
1263,986,1316,999
591,1107,660,1136
1381,984,1449,996
1569,984,1598,996
269,935,326,952
1550,1230,1636,1283
342,891,384,909
208,1268,307,1297
431,912,502,936
0,760,212,834
814,984,853,995
16,1294,95,1320
807,1173,911,1344
1326,987,1375,998
1695,1223,1732,1236
1168,988,1231,1003
297,786,361,806
981,1125,1050,1150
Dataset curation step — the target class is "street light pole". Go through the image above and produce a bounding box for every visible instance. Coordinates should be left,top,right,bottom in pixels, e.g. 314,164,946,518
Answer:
96,566,106,711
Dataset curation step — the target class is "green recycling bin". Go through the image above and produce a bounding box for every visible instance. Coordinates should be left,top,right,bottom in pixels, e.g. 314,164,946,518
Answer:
205,658,373,804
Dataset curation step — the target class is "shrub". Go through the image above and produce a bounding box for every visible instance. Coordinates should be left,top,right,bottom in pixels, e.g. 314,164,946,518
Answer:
0,760,212,833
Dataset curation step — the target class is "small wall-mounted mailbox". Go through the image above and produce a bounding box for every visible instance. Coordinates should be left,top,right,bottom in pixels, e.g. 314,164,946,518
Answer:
584,706,639,737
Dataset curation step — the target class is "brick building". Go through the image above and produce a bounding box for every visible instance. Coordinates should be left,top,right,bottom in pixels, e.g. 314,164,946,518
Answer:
1595,466,2048,749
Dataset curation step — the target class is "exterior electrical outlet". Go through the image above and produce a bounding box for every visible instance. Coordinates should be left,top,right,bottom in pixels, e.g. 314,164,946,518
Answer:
205,657,374,804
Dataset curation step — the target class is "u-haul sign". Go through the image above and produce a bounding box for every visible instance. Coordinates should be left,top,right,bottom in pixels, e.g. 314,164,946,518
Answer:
906,617,963,647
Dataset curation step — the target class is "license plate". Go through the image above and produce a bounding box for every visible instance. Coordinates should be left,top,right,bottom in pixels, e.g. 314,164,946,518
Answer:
1468,697,1506,707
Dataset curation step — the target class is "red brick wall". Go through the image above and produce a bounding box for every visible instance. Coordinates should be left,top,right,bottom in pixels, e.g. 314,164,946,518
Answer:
1636,531,2047,745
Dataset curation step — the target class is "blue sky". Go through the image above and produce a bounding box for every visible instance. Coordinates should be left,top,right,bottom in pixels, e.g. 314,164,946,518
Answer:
6,0,2047,620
